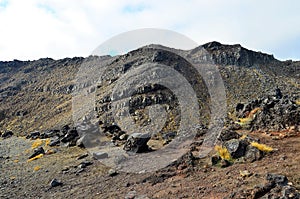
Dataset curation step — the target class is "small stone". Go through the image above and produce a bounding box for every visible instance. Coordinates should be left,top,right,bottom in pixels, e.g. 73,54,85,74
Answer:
50,178,62,187
76,168,85,175
28,147,45,159
45,149,57,155
211,155,221,165
220,159,231,168
108,169,118,177
93,152,108,160
244,145,262,162
240,170,252,177
1,130,13,138
119,134,128,140
77,153,88,160
78,161,93,168
125,191,136,199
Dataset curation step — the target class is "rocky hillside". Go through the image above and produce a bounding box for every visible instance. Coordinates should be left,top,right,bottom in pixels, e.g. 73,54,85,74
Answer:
0,42,299,135
1,42,299,199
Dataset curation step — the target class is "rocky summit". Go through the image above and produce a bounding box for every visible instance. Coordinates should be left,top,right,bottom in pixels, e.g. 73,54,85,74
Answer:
0,42,299,198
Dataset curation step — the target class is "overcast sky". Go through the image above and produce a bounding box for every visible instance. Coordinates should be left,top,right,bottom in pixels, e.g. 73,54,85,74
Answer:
0,0,299,61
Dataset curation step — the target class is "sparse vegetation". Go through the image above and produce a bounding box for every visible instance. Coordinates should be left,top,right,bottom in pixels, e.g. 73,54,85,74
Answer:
215,145,231,160
27,154,43,162
34,166,41,171
31,139,43,149
251,142,273,152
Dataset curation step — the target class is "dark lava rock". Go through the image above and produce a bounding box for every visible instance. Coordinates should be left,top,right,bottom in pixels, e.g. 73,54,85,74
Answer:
123,133,151,153
61,124,70,134
78,160,93,169
224,139,248,159
218,129,241,142
211,155,221,165
220,159,231,168
50,178,62,187
266,173,288,186
60,129,79,143
77,153,88,160
44,129,61,138
1,130,13,138
26,131,40,139
28,147,45,159
102,124,122,135
49,137,60,147
235,92,299,131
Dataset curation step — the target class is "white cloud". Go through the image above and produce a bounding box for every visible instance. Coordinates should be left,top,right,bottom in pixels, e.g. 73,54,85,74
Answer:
0,0,299,61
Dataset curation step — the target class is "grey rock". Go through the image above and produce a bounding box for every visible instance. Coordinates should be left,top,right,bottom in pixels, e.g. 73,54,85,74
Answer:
108,169,118,177
224,139,248,159
244,145,262,162
93,152,108,160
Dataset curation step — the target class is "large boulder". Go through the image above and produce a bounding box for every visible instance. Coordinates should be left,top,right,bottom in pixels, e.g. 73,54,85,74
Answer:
123,133,151,153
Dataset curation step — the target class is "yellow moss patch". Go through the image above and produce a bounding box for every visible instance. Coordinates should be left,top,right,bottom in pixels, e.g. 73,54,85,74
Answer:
13,159,19,163
31,139,43,149
215,145,231,160
45,138,50,146
296,99,300,105
27,154,44,162
34,166,41,171
251,142,273,152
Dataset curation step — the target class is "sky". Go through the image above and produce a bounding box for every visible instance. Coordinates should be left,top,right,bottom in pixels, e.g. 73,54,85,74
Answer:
0,0,299,61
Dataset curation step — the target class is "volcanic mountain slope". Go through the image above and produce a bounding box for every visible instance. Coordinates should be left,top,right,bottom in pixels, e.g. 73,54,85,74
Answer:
0,42,300,199
0,41,299,135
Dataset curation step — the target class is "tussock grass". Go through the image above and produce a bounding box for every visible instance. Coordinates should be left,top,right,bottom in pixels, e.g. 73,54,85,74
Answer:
31,139,43,149
27,154,43,162
251,142,273,152
215,145,231,160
